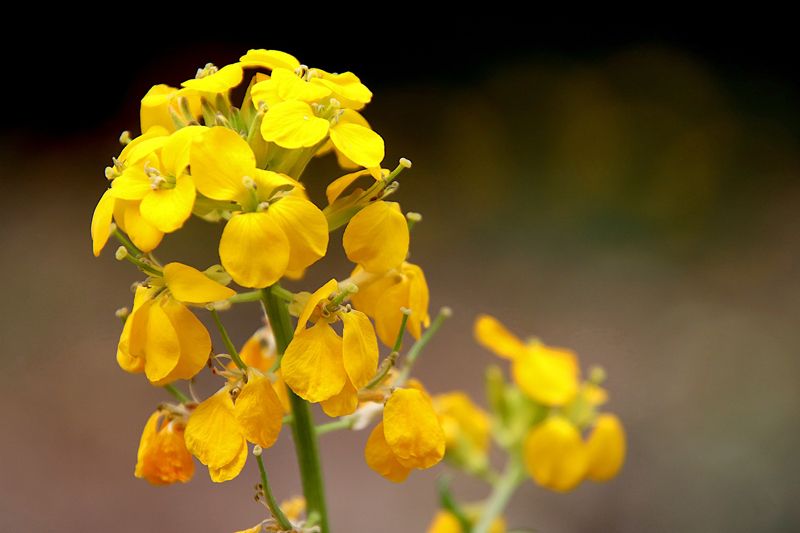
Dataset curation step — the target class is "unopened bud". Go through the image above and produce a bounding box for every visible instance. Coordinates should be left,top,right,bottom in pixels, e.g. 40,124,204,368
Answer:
115,246,128,261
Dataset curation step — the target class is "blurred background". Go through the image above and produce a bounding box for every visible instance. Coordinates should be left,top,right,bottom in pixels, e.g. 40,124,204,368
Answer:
1,18,798,532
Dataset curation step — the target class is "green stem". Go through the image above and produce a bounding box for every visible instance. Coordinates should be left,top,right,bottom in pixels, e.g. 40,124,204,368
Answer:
315,418,355,436
365,311,409,389
113,228,142,258
473,460,525,533
209,309,246,371
396,307,451,385
163,384,190,404
262,285,330,533
229,286,293,305
256,453,293,530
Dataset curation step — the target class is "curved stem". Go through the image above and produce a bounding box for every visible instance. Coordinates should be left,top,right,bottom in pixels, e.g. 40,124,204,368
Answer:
262,286,330,533
256,453,293,530
163,384,190,404
210,309,246,371
473,460,525,533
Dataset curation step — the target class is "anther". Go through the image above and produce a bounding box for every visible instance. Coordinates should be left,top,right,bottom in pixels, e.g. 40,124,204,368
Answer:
119,131,132,145
242,175,256,189
115,307,130,319
252,445,263,457
115,246,128,261
399,157,412,169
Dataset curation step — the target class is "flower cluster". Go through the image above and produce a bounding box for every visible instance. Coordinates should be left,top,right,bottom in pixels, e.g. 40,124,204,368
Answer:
92,49,626,533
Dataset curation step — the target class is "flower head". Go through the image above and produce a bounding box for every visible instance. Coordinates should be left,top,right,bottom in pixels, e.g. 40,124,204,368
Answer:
135,408,194,485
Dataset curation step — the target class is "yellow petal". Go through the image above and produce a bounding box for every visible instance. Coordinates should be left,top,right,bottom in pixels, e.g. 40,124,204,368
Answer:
114,200,163,252
142,300,181,383
320,380,359,417
160,125,207,176
182,63,243,93
190,126,253,203
135,413,195,485
383,388,445,469
140,174,196,233
185,388,246,471
219,212,289,288
239,49,300,71
251,68,331,107
163,262,235,304
252,168,303,199
236,330,276,373
426,511,461,533
402,262,430,340
281,322,346,403
511,345,579,406
91,189,115,257
309,70,372,110
260,100,329,149
119,127,169,162
364,422,412,483
585,414,626,482
117,286,154,373
209,437,248,482
267,196,329,272
325,169,376,205
343,201,408,273
340,310,378,390
234,370,285,449
140,84,179,133
156,298,211,383
110,167,152,200
524,416,588,492
295,279,338,333
474,315,525,360
434,392,491,453
329,122,384,169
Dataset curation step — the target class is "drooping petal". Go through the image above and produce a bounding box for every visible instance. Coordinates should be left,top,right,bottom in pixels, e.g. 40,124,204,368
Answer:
114,200,163,252
140,174,196,233
511,345,579,406
117,286,154,373
185,388,246,474
163,262,235,304
340,310,378,390
281,321,346,403
383,388,445,470
329,122,384,169
404,263,430,339
473,314,525,360
295,279,338,333
157,298,211,383
585,414,626,482
523,416,588,492
208,436,248,483
142,300,182,383
260,100,329,149
320,380,359,417
343,201,408,273
219,212,290,288
239,49,300,71
135,412,194,485
190,126,254,204
364,422,412,483
234,370,284,449
182,63,243,93
267,196,329,272
91,189,115,257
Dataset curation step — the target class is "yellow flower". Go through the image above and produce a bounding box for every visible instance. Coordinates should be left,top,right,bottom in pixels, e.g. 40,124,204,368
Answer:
364,388,445,482
184,369,285,482
350,261,429,347
189,126,329,287
281,280,378,415
523,415,588,492
434,392,491,456
116,262,235,384
427,511,505,533
474,314,579,406
343,200,409,274
585,413,626,482
523,413,625,492
140,84,201,134
134,409,194,485
91,127,174,255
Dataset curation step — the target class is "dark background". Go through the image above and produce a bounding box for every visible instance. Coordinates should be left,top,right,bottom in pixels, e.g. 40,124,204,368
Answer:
1,18,798,532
